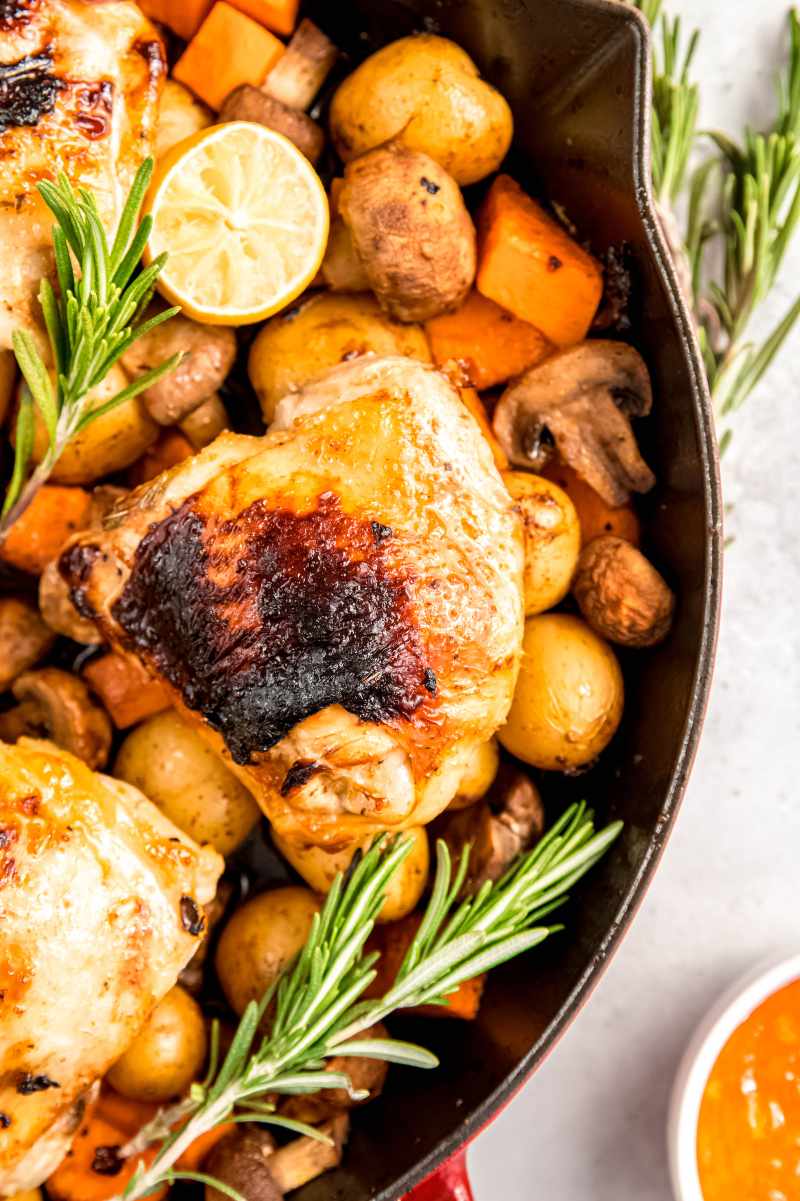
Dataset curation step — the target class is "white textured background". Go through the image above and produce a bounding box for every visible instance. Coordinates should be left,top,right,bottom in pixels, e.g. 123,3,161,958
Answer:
470,1,800,1196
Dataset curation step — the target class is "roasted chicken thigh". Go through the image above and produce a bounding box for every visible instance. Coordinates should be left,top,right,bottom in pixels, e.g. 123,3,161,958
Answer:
0,0,165,348
61,357,525,847
0,738,222,1194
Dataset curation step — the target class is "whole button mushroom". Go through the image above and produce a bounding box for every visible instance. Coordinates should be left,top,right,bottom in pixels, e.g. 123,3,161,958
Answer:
338,144,477,323
572,535,675,647
0,597,55,692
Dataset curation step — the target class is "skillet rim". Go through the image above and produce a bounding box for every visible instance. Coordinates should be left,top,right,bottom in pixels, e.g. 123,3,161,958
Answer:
371,1,723,1194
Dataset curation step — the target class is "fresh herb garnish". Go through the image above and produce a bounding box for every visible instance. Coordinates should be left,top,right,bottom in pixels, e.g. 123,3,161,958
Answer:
630,2,800,447
114,804,621,1201
0,157,180,537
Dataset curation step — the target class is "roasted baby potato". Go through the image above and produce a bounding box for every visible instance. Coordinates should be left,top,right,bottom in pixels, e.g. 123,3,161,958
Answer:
155,79,212,160
248,291,432,424
114,710,260,856
273,826,429,923
215,886,322,1015
26,365,158,484
329,34,513,185
339,144,476,322
505,471,581,616
106,985,207,1102
499,614,624,770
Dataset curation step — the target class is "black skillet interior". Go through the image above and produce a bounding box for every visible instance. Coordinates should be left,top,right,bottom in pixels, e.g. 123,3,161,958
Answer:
266,1,720,1198
0,1,719,1197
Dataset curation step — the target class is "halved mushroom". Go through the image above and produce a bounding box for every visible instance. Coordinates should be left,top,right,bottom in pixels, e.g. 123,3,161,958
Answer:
1,668,112,768
0,596,55,692
219,20,338,164
120,311,236,426
493,341,655,506
434,764,545,891
205,1114,349,1201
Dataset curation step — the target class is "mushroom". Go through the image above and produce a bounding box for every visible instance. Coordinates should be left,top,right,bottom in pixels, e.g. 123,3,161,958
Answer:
205,1114,349,1201
492,341,656,506
434,763,545,891
0,597,55,692
2,668,112,768
179,392,229,449
219,20,338,164
205,1127,279,1201
338,144,477,322
120,310,236,426
268,1114,349,1193
280,1023,390,1124
572,534,675,647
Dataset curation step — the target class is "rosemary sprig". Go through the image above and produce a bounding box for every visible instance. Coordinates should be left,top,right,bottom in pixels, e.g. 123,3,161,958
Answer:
0,158,179,537
114,804,621,1201
647,4,700,207
630,1,800,444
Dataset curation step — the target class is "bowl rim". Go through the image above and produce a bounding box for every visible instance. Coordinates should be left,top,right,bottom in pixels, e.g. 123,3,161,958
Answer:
667,951,800,1201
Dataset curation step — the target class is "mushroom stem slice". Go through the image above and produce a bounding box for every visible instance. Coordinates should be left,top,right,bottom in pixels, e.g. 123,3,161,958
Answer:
493,340,655,507
268,1114,350,1193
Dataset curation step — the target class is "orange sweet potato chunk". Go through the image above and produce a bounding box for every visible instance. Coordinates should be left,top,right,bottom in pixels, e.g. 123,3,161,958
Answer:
173,2,285,111
476,175,603,347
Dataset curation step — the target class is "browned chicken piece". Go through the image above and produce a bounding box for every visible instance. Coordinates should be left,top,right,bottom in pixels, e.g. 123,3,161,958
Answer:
61,357,525,848
0,0,165,348
0,737,223,1194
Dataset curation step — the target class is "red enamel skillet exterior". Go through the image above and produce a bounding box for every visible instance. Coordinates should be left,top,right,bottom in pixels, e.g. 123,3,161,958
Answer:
293,0,722,1198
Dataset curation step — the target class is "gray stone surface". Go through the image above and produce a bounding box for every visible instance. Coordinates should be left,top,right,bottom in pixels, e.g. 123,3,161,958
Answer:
470,2,800,1195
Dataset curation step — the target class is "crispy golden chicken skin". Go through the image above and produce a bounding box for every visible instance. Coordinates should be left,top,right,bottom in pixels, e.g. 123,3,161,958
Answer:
0,0,165,347
61,357,525,847
0,738,222,1194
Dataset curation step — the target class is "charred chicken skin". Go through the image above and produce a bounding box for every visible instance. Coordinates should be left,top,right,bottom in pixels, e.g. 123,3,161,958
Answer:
0,738,223,1195
0,0,165,348
61,357,525,847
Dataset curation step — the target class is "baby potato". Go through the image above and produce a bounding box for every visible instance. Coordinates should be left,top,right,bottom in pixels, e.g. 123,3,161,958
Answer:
114,710,260,856
215,886,321,1015
107,985,206,1102
272,826,429,923
330,34,513,186
505,471,581,616
448,739,500,810
499,614,623,771
26,365,158,484
155,79,212,160
248,292,431,424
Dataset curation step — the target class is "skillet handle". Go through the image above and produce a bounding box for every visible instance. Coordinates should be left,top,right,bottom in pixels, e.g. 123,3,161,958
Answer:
403,1149,474,1201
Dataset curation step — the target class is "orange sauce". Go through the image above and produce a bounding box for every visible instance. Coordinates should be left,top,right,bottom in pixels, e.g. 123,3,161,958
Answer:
697,977,800,1201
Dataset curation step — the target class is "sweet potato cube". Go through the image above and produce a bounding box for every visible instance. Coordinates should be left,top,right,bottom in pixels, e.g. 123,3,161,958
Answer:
476,175,603,347
173,2,285,112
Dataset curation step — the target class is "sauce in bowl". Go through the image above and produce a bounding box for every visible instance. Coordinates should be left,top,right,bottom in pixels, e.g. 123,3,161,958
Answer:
697,976,800,1201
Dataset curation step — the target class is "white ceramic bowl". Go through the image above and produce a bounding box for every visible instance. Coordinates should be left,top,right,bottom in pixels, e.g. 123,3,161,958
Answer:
668,950,800,1201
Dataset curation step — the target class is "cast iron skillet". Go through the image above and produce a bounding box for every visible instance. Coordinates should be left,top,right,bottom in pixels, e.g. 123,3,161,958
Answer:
288,0,722,1197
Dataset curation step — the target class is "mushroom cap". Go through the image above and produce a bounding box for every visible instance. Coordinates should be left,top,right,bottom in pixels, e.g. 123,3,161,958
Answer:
493,340,655,506
11,668,112,769
205,1127,281,1201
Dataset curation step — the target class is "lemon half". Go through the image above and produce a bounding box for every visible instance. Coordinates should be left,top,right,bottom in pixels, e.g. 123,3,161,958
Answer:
145,122,329,326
